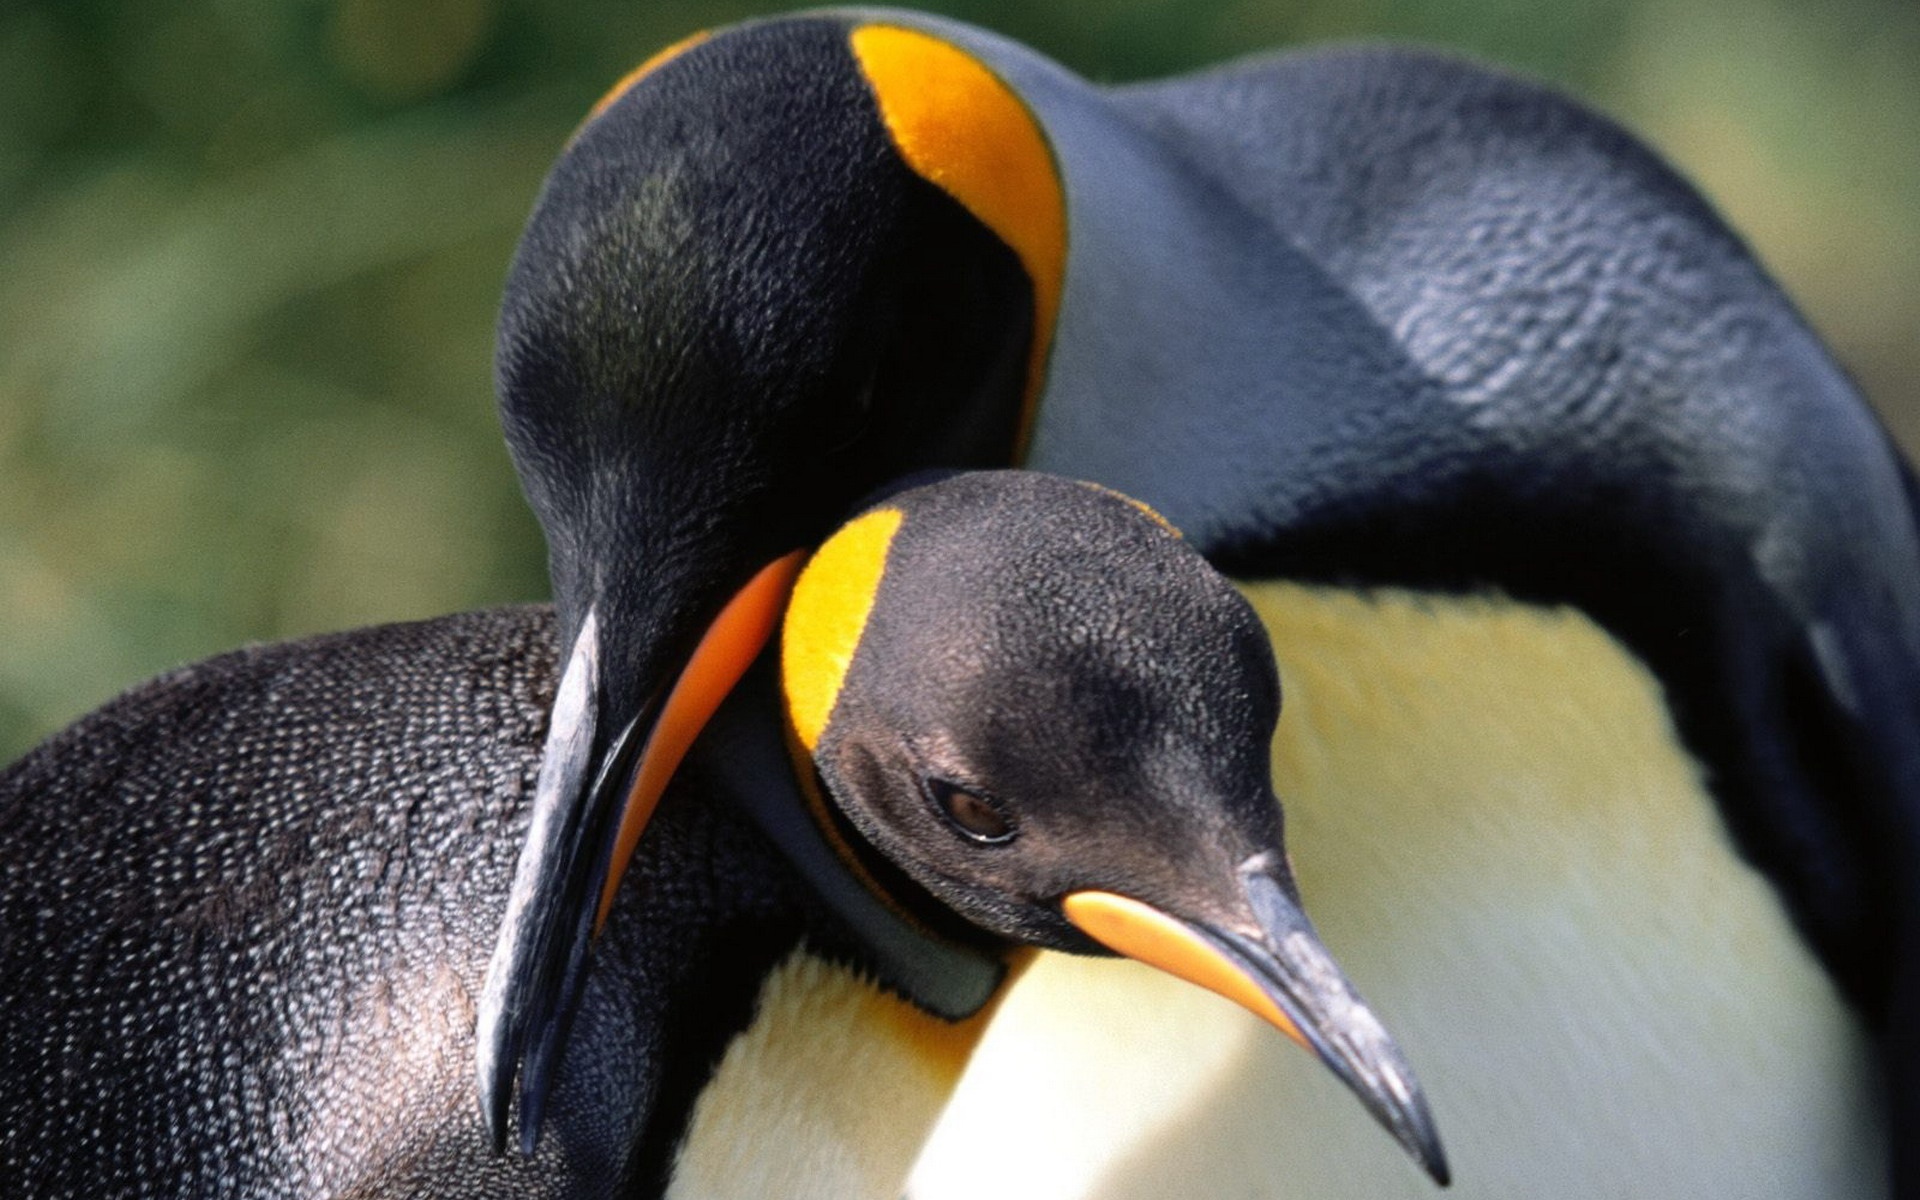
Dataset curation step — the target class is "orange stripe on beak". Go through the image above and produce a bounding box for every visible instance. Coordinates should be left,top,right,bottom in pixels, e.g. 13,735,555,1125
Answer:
1062,889,1309,1050
594,551,806,929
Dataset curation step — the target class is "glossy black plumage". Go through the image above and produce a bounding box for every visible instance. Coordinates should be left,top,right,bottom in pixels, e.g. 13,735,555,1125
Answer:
498,17,1032,670
1088,51,1920,1034
0,609,816,1198
1104,55,1920,1160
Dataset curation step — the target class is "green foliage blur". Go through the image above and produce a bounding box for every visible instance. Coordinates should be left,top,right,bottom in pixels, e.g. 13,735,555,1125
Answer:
2,0,1917,761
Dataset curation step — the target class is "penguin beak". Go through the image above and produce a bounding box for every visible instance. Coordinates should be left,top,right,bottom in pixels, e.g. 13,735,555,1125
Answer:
1062,861,1450,1187
477,552,805,1153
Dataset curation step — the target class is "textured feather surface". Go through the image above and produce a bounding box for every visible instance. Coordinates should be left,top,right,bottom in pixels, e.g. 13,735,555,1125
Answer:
0,608,812,1198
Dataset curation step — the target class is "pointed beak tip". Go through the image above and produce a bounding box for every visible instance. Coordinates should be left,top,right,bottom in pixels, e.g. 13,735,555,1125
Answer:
1063,886,1451,1186
1405,1113,1451,1187
1347,1057,1449,1186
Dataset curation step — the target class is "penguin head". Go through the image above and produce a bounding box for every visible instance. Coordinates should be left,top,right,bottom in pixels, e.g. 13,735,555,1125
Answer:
496,16,1064,715
787,473,1283,945
481,16,1069,1143
783,471,1449,1184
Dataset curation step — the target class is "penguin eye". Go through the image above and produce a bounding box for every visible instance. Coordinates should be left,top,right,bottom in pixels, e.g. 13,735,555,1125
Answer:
923,779,1015,844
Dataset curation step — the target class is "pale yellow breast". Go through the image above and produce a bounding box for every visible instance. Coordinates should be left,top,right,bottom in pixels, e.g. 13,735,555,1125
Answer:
912,582,1884,1199
666,950,993,1200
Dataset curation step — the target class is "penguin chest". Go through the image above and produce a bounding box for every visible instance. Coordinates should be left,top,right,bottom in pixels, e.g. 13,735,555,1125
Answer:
665,950,990,1200
912,583,1884,1199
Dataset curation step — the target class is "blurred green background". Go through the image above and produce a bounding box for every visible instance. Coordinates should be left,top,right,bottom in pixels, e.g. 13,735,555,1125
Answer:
2,0,1917,761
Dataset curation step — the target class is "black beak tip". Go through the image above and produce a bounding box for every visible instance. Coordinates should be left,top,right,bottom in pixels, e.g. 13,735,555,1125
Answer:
1399,1064,1451,1187
1416,1122,1452,1188
480,1087,508,1157
1363,1070,1448,1187
1366,1045,1449,1187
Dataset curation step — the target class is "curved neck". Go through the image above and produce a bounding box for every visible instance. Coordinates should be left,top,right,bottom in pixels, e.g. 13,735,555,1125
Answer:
699,652,1009,1018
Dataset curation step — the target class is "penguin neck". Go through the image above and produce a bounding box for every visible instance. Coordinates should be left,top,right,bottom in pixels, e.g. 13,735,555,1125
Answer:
700,653,1010,1018
890,14,1441,531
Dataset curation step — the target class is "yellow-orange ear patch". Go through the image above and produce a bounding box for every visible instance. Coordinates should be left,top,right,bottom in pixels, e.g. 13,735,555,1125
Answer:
583,30,711,126
850,25,1066,457
783,507,905,751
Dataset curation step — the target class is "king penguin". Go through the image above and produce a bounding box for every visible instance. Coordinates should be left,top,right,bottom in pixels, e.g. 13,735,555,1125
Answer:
476,9,1920,1200
0,469,1443,1196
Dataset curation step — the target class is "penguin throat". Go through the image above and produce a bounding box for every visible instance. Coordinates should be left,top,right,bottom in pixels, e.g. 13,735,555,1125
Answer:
781,723,1004,958
700,655,1006,1020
